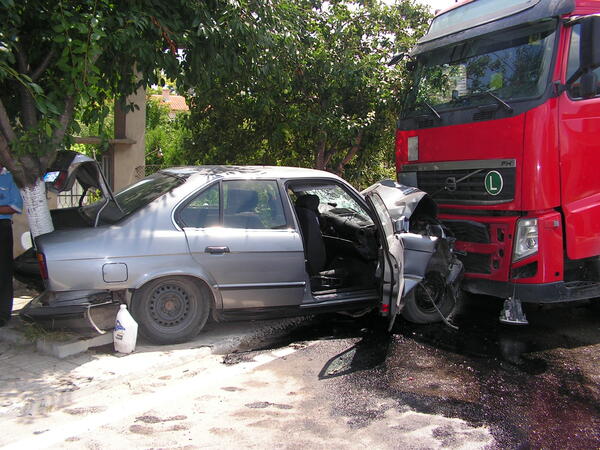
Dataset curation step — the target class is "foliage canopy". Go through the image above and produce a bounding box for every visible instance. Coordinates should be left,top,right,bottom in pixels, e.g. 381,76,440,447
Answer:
0,0,279,187
181,0,430,187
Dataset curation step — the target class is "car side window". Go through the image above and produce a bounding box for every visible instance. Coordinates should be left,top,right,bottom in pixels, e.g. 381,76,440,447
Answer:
179,183,220,228
223,180,287,229
566,24,600,100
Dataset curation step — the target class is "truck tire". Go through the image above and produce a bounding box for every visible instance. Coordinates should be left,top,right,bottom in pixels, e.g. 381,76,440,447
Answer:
401,272,454,324
132,276,210,345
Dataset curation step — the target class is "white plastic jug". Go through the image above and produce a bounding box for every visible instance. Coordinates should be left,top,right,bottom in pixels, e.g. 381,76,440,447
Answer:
113,304,138,354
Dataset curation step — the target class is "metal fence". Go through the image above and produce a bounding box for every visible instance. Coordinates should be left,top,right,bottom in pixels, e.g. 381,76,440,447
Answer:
56,181,95,208
141,164,165,177
55,164,164,209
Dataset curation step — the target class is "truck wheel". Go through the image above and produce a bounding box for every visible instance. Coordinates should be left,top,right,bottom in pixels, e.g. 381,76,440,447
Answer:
401,272,454,324
132,276,210,345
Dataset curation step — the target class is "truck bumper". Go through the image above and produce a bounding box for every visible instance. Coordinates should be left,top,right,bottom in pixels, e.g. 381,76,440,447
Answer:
463,278,600,303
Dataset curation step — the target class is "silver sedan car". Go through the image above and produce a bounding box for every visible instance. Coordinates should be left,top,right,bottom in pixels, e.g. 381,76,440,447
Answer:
24,165,461,344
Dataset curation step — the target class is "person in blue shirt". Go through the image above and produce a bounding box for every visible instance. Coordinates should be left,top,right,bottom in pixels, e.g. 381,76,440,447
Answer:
0,163,23,326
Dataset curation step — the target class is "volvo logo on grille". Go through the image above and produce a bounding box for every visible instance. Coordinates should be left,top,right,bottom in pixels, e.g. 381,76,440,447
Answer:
445,176,457,192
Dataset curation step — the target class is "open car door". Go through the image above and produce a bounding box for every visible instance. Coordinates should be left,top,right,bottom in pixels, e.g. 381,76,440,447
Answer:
44,150,114,204
15,151,115,289
363,180,439,330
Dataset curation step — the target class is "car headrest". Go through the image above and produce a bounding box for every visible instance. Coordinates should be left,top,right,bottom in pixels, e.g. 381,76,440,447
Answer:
295,194,320,212
227,189,258,213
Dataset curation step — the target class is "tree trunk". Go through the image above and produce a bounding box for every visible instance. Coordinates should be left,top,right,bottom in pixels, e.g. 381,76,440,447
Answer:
20,178,54,238
314,132,327,170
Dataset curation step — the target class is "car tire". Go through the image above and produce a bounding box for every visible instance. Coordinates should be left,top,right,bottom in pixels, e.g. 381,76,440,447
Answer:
401,272,455,324
132,276,210,345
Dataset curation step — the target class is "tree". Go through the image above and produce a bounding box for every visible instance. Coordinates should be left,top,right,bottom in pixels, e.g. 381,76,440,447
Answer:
182,0,430,187
0,0,280,236
145,97,191,169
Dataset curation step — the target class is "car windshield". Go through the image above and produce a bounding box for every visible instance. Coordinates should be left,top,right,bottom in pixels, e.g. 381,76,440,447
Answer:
300,184,373,226
81,172,186,225
403,20,557,117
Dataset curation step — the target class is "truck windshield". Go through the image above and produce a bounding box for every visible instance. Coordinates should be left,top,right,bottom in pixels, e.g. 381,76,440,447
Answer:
403,20,557,117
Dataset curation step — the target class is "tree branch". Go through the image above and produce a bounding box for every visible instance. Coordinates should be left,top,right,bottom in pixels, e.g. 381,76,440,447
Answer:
41,95,76,168
14,42,30,74
323,148,335,168
15,82,38,129
335,129,364,176
14,43,39,128
0,99,17,143
31,49,55,82
0,134,22,185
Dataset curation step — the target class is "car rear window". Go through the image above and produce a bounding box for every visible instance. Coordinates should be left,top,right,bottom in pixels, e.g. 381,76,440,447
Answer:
82,172,186,225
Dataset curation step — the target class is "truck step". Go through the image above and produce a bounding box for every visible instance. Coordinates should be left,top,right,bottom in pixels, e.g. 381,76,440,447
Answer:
562,281,600,300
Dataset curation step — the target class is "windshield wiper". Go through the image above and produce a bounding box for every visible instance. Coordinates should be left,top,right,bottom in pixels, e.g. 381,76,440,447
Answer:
422,101,442,120
414,101,442,122
482,91,513,113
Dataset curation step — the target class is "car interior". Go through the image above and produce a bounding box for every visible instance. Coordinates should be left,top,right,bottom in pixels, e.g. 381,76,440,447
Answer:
288,182,380,295
223,188,264,229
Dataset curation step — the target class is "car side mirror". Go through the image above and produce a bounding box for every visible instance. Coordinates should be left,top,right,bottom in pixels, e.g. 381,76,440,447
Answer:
394,216,410,233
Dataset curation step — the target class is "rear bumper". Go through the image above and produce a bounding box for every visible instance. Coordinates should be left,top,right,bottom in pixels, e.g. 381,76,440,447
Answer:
463,278,600,303
20,290,119,332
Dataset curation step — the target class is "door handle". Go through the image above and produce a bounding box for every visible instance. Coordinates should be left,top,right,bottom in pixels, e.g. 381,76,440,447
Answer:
205,246,230,255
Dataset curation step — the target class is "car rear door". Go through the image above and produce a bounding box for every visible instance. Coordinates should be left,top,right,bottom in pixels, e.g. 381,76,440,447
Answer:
179,180,307,311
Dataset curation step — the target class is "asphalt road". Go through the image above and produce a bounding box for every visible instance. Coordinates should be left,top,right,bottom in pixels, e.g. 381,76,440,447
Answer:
2,293,599,448
232,293,600,448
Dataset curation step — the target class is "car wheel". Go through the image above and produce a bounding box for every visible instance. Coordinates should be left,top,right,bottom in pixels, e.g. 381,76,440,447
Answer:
132,276,210,345
401,272,455,324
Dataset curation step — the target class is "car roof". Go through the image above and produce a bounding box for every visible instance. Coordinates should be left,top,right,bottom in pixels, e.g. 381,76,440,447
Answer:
159,165,343,182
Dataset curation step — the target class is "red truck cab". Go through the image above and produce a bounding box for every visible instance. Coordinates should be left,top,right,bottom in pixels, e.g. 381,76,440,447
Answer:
396,0,600,321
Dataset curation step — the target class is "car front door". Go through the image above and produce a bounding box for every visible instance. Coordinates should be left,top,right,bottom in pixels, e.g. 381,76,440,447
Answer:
363,180,437,329
179,180,306,311
363,186,405,330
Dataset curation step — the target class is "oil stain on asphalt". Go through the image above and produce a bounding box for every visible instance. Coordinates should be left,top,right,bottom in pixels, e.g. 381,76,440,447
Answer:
231,295,600,448
377,296,598,448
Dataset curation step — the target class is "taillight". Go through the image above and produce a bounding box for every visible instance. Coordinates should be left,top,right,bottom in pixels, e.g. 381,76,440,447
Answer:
36,252,48,280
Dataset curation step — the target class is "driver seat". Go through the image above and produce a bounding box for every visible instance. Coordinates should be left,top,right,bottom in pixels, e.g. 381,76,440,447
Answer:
294,194,346,289
294,194,326,275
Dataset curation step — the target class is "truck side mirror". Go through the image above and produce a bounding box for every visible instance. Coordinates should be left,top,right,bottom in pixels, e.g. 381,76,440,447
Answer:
580,16,600,71
580,71,598,98
579,16,600,98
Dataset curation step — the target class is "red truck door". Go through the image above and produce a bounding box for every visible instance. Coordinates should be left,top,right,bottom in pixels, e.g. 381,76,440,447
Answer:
558,21,600,260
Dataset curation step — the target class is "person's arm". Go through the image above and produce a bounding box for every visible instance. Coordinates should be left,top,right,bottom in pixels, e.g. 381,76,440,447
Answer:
0,205,18,215
3,175,23,216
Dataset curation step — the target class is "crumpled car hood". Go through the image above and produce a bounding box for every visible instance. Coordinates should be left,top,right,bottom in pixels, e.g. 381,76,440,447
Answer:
361,179,437,222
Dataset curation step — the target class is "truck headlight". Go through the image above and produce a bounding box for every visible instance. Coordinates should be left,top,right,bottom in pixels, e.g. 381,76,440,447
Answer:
513,218,538,262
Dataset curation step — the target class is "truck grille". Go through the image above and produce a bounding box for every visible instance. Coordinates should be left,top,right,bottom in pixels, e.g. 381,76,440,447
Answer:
458,253,492,274
443,220,490,244
416,167,515,205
